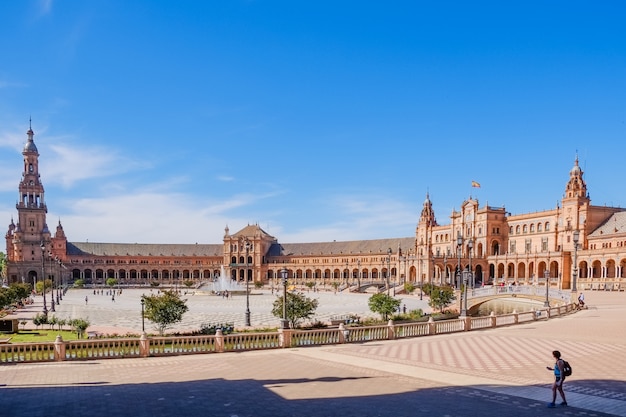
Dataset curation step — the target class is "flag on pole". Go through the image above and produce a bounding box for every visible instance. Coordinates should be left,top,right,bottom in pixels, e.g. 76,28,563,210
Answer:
471,181,481,188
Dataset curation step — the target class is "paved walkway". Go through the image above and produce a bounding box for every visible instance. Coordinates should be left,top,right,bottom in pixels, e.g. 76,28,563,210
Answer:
13,287,433,334
1,291,625,416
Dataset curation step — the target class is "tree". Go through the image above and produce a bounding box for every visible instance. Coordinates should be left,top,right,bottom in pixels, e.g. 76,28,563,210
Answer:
70,318,90,338
428,285,456,313
403,282,415,294
368,293,401,321
0,251,6,281
271,291,319,328
142,290,189,335
11,283,31,301
32,313,48,330
36,279,52,294
106,278,118,287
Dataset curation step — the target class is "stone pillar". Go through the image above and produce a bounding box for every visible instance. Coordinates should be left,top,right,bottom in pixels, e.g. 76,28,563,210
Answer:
428,316,436,335
215,329,224,353
512,310,519,324
338,323,349,343
139,332,150,358
463,316,471,331
490,311,497,328
279,328,293,348
387,319,395,340
53,335,65,362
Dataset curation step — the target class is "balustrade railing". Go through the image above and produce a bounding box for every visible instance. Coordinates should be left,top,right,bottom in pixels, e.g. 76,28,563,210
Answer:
0,302,579,365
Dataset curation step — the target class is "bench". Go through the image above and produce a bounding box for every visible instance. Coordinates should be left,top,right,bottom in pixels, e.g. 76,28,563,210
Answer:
0,337,12,344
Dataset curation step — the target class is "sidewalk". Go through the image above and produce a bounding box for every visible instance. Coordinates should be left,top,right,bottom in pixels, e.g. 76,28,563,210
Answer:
0,291,624,417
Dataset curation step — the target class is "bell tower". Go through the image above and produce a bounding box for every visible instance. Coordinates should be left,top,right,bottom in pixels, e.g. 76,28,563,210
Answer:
561,155,590,249
6,123,50,273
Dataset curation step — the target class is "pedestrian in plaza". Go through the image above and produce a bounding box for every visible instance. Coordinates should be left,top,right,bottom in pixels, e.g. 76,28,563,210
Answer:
577,292,585,309
85,295,88,305
546,350,567,408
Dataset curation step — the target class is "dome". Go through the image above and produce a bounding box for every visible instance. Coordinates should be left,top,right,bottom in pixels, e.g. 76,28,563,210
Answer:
570,160,582,176
23,140,38,153
23,129,38,153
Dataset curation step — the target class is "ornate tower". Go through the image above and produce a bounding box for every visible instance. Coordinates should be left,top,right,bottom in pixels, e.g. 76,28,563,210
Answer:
5,125,51,283
561,155,590,249
416,192,437,245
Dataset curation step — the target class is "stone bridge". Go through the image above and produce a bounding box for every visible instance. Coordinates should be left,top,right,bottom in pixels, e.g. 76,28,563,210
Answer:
464,285,575,314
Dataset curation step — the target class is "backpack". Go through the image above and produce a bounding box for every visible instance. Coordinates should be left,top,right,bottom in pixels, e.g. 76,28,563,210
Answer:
562,360,572,377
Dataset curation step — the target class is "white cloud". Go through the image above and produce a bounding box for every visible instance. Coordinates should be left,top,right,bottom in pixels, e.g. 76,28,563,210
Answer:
38,0,53,16
49,189,287,244
274,193,416,243
42,140,147,188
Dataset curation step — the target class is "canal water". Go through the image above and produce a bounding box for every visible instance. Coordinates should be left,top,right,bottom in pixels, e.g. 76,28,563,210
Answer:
475,297,545,316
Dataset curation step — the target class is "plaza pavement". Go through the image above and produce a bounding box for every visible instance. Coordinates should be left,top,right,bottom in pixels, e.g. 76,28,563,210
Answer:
1,290,625,417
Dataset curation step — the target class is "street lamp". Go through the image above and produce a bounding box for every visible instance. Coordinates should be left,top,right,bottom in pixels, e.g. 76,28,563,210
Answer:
140,296,145,333
468,238,473,291
357,259,361,292
56,258,62,302
572,230,580,292
48,254,55,313
39,241,48,316
463,238,473,316
280,268,289,329
387,248,392,296
443,254,448,285
456,232,463,289
243,238,251,327
419,256,423,301
544,253,551,308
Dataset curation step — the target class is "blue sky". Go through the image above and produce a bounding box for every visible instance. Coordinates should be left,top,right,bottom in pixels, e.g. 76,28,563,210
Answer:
1,1,625,245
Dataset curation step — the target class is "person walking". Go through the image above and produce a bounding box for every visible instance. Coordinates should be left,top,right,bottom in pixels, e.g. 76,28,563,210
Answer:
577,292,585,309
546,350,567,407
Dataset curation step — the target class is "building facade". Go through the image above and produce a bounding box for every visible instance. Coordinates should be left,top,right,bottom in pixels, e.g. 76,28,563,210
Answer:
5,127,626,292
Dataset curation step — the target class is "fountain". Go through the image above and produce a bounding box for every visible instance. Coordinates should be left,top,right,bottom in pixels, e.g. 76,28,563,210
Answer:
211,265,248,294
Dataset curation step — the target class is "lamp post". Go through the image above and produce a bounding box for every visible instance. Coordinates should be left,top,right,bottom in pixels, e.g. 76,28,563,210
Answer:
464,238,473,315
468,238,473,290
345,261,349,289
280,268,289,329
443,254,448,285
544,253,551,308
419,256,423,301
243,238,251,327
47,253,55,312
357,259,361,291
56,258,63,302
40,241,48,316
456,232,463,290
386,248,392,296
572,230,580,292
140,297,145,333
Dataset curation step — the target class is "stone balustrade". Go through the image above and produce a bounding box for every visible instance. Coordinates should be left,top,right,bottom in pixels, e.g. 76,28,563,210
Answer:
0,302,578,364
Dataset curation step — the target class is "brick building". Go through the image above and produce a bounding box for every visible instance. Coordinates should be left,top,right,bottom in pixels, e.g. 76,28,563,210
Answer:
5,127,626,292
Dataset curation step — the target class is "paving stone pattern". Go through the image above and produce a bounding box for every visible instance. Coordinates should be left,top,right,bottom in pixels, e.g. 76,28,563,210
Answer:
1,290,625,417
